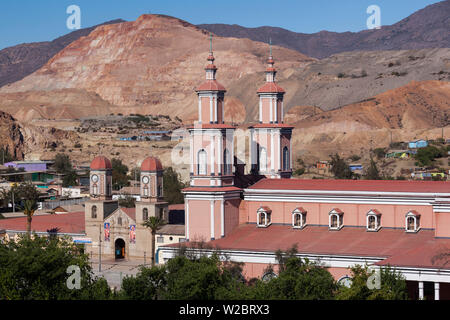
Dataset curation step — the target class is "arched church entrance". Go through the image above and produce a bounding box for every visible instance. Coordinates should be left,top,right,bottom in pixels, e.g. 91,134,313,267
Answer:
115,238,126,260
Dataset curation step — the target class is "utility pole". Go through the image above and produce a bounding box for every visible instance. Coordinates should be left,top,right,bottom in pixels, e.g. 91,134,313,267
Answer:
98,224,102,272
12,191,15,213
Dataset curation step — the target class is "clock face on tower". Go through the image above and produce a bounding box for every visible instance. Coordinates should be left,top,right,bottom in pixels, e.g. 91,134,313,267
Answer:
142,176,149,184
91,174,99,183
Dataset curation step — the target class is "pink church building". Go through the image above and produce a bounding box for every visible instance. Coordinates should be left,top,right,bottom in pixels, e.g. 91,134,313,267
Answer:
160,39,450,300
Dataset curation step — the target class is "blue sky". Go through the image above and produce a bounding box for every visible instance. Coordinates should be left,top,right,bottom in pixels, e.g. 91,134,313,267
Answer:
0,0,442,50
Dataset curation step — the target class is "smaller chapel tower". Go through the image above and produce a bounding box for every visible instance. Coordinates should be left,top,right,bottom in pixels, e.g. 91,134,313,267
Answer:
250,41,293,179
135,156,168,225
85,156,119,250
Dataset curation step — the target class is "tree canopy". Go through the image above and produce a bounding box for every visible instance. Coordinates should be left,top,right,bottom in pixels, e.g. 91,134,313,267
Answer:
0,235,112,300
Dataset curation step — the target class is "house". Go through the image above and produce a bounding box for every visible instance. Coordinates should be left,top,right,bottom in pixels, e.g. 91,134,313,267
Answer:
408,140,428,149
349,163,363,173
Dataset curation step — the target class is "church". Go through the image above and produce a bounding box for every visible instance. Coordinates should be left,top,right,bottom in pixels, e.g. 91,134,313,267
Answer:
84,156,171,261
157,38,450,300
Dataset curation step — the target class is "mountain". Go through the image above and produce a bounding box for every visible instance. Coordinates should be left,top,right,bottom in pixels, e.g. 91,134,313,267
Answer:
198,0,450,59
0,19,125,87
286,80,450,161
0,14,313,123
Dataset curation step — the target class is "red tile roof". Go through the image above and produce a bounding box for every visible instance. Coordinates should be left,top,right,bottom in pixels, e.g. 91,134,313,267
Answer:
183,186,241,193
188,123,235,130
0,212,85,234
249,123,294,129
257,82,285,94
141,156,163,172
248,178,450,194
90,156,112,170
198,224,450,269
196,80,226,92
120,207,136,221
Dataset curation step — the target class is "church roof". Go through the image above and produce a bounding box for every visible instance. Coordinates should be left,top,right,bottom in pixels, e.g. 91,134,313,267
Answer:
247,178,450,195
257,82,285,94
196,80,226,92
141,156,163,172
173,223,450,270
0,212,85,234
90,156,112,170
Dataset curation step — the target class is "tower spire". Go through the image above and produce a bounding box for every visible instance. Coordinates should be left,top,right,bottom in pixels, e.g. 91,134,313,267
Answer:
210,33,213,54
269,37,272,57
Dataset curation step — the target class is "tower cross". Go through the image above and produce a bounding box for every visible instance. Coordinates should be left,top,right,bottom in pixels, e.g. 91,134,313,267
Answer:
210,33,213,53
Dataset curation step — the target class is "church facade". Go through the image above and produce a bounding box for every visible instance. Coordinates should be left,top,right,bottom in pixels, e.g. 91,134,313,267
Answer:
159,39,450,300
84,156,169,260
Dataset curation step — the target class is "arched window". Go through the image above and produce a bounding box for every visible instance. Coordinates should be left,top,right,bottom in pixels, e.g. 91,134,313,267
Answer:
292,207,307,229
405,211,420,233
262,271,277,282
257,207,272,228
197,149,207,175
118,217,122,226
91,206,97,219
329,208,344,230
366,210,381,232
159,208,164,220
92,184,98,195
143,208,148,221
259,147,267,172
223,148,231,175
283,146,289,171
338,276,353,288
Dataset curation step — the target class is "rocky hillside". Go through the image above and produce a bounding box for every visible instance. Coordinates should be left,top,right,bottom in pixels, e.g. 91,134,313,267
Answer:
0,111,25,160
0,19,125,88
199,0,450,59
228,48,449,121
0,14,312,123
286,80,450,161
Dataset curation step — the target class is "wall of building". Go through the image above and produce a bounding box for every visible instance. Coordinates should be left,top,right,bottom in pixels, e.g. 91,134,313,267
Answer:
244,200,434,230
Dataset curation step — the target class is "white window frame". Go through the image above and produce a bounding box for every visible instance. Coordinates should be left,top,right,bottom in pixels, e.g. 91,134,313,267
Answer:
405,211,421,233
257,207,272,228
329,209,343,230
197,149,207,175
292,208,306,229
366,210,381,232
259,147,267,172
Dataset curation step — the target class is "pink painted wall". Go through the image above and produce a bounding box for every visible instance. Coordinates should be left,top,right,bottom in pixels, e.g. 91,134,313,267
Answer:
244,200,434,230
435,212,450,238
241,262,351,281
201,97,210,123
187,199,211,242
261,98,270,123
224,198,240,236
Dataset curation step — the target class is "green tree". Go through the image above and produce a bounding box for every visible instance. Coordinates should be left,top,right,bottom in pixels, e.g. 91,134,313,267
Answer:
118,194,136,208
330,154,353,179
142,216,166,267
111,158,130,190
0,146,16,164
364,157,381,180
163,167,186,204
414,146,444,166
120,266,167,300
54,154,78,187
335,265,408,300
23,199,37,235
253,246,337,300
54,154,73,174
0,235,112,300
1,182,40,211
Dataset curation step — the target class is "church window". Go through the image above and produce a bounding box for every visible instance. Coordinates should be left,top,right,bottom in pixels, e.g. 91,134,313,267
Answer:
198,149,207,175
